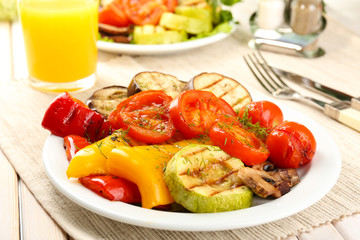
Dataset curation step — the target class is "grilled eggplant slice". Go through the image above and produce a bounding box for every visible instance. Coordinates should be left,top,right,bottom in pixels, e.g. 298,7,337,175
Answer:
98,23,133,36
87,86,128,117
164,144,253,213
185,73,252,112
128,71,186,99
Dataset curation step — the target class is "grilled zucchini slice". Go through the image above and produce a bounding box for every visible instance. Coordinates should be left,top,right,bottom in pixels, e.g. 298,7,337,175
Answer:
185,72,252,112
164,144,253,213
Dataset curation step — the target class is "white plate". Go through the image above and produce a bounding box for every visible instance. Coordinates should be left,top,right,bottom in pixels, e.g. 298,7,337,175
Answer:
96,30,234,55
42,103,341,231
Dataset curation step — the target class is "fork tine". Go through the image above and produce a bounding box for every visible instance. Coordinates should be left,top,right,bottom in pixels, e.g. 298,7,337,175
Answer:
243,54,273,94
244,53,279,94
255,50,289,88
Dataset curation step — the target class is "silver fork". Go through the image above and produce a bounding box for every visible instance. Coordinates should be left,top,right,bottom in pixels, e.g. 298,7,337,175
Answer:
243,51,326,108
243,50,360,132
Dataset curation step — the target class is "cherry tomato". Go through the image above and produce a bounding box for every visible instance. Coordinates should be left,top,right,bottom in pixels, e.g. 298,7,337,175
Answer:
63,135,91,162
209,120,270,166
122,0,169,25
108,90,175,144
99,1,131,27
266,121,316,168
79,174,141,203
169,90,237,138
238,100,284,132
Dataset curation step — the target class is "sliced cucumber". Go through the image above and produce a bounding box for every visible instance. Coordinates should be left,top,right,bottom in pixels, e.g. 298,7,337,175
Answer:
132,25,187,45
164,144,253,213
174,6,213,32
159,12,211,35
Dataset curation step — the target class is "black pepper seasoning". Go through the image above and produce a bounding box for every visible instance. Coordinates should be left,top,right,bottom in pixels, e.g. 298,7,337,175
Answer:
290,0,322,35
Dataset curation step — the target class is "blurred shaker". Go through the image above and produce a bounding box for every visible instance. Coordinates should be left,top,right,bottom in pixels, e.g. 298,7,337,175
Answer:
290,0,322,35
257,0,285,30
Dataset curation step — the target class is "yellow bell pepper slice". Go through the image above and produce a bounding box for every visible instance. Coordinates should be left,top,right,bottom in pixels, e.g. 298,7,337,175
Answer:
66,130,142,178
106,138,213,209
106,145,177,209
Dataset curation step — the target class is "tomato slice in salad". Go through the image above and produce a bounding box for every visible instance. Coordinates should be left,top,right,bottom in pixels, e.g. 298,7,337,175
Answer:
169,90,237,138
209,120,270,166
164,0,177,12
108,90,175,144
266,121,316,168
122,0,171,25
99,0,131,27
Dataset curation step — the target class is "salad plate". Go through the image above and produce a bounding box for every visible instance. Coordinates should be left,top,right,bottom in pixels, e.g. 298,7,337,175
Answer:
96,29,235,55
43,102,341,231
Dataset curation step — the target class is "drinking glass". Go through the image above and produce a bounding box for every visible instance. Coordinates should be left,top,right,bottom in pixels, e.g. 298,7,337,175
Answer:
18,0,98,92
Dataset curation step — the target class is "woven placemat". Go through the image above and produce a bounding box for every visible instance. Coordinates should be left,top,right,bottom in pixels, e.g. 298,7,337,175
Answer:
1,57,360,239
1,16,360,239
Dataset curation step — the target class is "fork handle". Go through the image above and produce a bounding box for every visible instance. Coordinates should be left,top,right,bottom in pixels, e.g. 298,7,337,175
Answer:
324,102,360,132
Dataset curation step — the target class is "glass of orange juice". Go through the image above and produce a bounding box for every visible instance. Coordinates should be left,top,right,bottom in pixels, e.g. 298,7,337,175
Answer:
18,0,98,92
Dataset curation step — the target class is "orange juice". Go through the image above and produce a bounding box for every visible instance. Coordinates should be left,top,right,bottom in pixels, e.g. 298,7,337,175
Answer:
18,0,98,92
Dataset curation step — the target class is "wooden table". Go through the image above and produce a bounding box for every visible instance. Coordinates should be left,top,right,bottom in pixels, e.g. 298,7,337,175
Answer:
1,2,360,239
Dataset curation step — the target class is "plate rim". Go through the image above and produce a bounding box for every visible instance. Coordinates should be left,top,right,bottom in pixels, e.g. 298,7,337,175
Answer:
42,102,341,231
96,27,235,55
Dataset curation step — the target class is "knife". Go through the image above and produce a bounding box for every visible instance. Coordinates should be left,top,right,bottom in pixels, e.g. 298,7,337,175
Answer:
270,66,360,111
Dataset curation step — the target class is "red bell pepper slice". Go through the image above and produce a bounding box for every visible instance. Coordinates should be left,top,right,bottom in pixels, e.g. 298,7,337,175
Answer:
42,92,111,142
79,174,142,203
63,135,91,162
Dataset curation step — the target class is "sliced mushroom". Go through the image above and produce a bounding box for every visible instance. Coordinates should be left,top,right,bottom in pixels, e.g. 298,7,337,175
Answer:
251,161,275,172
238,167,281,198
268,169,300,188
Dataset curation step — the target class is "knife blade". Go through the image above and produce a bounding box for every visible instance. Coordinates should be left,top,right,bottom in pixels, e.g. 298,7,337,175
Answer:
270,66,360,110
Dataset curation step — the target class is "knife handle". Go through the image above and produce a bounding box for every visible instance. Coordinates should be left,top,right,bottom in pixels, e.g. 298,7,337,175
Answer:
324,102,360,132
351,97,360,111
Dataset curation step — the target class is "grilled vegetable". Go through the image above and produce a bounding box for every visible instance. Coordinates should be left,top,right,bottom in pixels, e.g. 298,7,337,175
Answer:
66,130,143,179
237,165,300,198
106,144,187,209
184,73,252,112
164,144,253,213
169,89,237,138
108,90,175,144
87,85,128,117
128,71,186,99
41,92,106,142
63,135,91,162
79,174,141,203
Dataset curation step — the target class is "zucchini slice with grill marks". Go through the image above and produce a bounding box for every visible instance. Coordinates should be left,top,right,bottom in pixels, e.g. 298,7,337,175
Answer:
164,144,253,213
